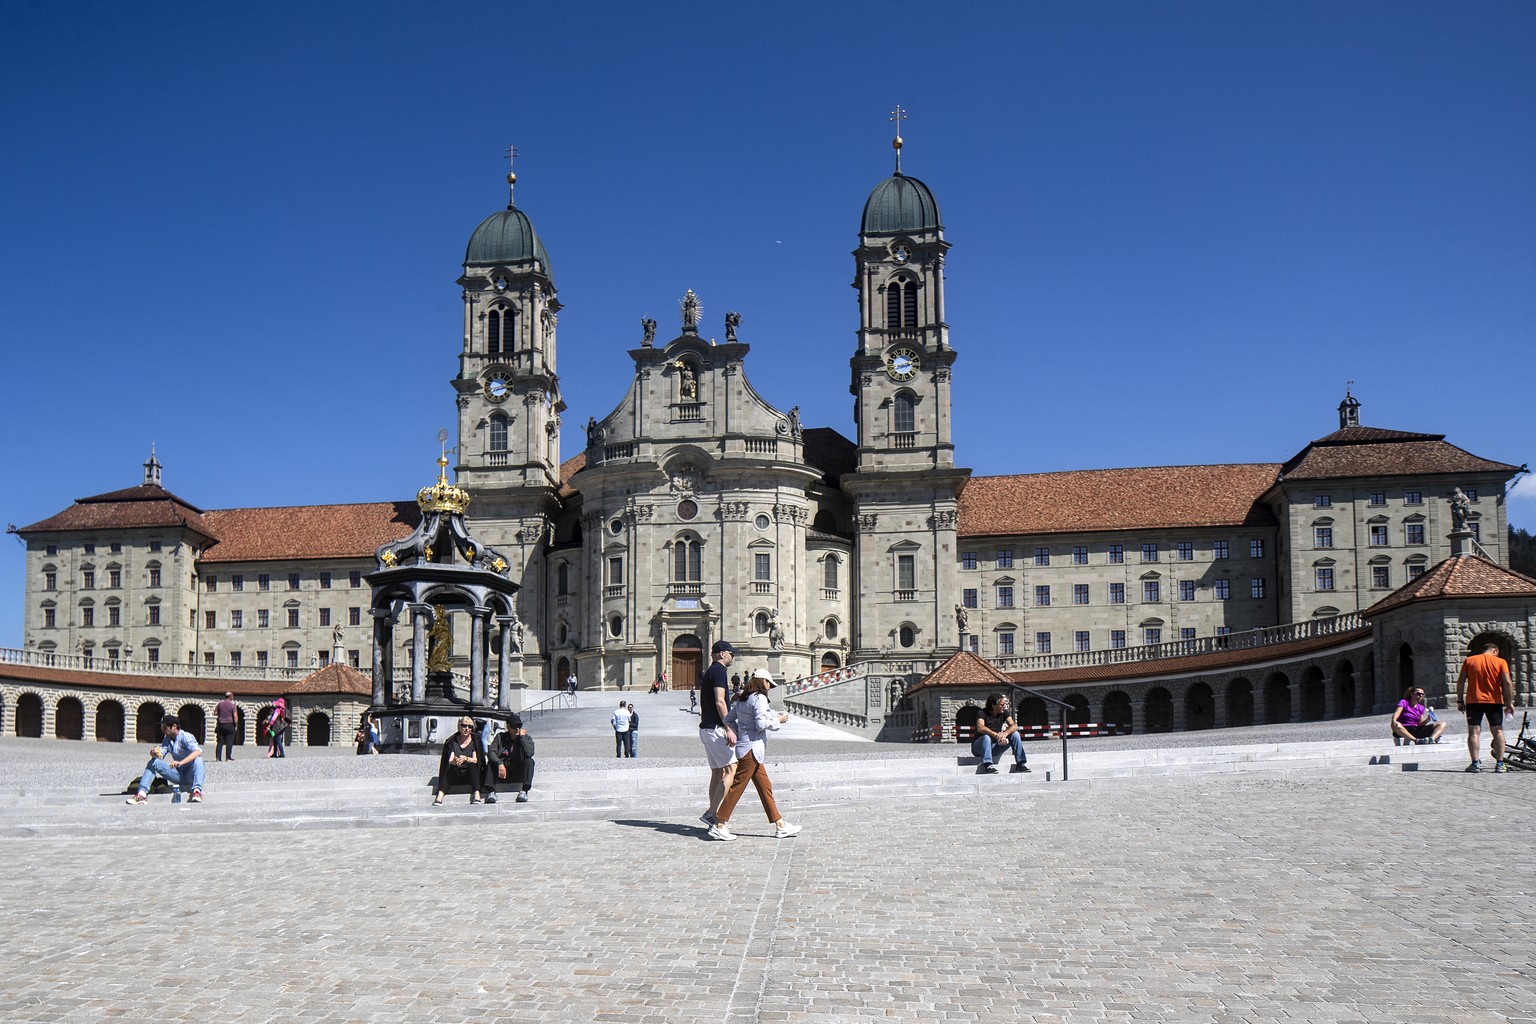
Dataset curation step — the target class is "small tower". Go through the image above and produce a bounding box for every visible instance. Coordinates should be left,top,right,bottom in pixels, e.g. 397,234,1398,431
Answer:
142,445,163,487
1338,387,1361,430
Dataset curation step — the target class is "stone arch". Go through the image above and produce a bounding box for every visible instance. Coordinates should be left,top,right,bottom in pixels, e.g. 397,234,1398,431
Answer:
1185,682,1215,731
95,699,125,742
1144,687,1174,733
306,711,331,746
1466,630,1513,660
256,705,277,745
1396,643,1414,696
177,703,207,743
136,702,166,743
1063,694,1090,725
820,651,841,670
1225,678,1254,727
555,656,571,689
1263,673,1291,724
1103,691,1133,731
1017,696,1048,728
54,696,84,740
954,704,980,742
1299,666,1326,721
16,693,43,737
1335,660,1357,718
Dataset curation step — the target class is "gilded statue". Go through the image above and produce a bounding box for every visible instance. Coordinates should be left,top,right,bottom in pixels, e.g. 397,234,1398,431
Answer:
426,606,453,673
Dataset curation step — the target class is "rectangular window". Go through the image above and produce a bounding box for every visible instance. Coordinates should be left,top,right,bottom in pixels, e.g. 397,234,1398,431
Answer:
257,650,269,667
754,553,772,582
1141,543,1159,562
204,610,216,629
149,567,161,587
1314,494,1331,508
897,555,915,591
230,651,242,667
995,585,1014,608
288,573,300,590
319,607,331,627
1316,567,1334,591
318,651,331,668
83,571,94,589
608,557,624,586
349,607,362,626
961,552,977,571
1034,547,1050,566
1465,488,1478,501
287,608,299,628
147,605,160,626
1406,523,1425,545
206,576,217,592
259,574,271,591
1250,539,1265,558
108,569,121,588
148,541,161,552
350,571,362,588
962,588,978,609
258,609,270,628
1470,521,1481,542
1251,578,1266,599
1216,625,1232,637
1213,541,1229,560
1314,527,1333,548
1108,545,1124,564
1034,585,1051,607
1110,629,1127,650
46,544,57,556
204,652,215,667
320,572,332,590
967,635,979,654
995,548,1013,569
998,632,1015,656
1074,630,1091,653
1142,580,1160,603
1369,525,1388,546
83,543,95,554
1369,492,1386,506
349,650,361,668
231,610,243,629
81,606,94,627
108,606,121,626
1178,580,1195,601
44,571,56,590
1405,490,1422,505
1109,582,1125,604
1034,632,1051,654
1144,627,1162,646
1372,565,1390,589
1072,546,1088,565
1407,563,1427,581
147,647,160,664
1176,542,1193,561
232,574,243,592
1180,628,1197,642
1215,579,1231,600
44,607,56,628
286,650,299,668
1072,583,1089,605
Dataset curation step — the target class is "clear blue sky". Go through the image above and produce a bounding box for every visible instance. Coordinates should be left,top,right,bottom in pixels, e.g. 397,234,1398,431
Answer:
2,2,1533,648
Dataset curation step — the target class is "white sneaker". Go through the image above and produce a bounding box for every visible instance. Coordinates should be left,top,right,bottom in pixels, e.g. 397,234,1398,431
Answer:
707,822,737,842
774,821,802,839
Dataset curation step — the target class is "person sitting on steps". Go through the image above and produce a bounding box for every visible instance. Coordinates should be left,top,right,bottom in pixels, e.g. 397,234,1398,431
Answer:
972,693,1030,775
1390,686,1446,746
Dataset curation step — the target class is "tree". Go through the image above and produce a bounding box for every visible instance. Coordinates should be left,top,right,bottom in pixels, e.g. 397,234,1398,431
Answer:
1510,526,1536,578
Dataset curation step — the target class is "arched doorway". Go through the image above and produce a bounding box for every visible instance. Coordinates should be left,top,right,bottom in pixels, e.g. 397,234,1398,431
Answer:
1335,661,1357,718
233,706,247,746
16,693,44,737
135,702,165,743
820,652,841,671
953,704,980,742
554,656,571,690
1145,687,1174,732
1103,691,1132,732
1185,683,1215,731
671,635,703,691
306,711,331,746
257,705,276,745
1263,673,1291,724
95,699,125,742
1017,696,1048,728
178,704,206,743
1225,678,1254,728
1299,667,1326,721
1063,694,1090,725
1466,632,1516,696
1397,644,1414,697
54,697,84,740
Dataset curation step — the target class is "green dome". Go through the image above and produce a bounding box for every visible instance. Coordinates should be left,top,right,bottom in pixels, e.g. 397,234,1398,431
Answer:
860,173,941,236
465,206,555,283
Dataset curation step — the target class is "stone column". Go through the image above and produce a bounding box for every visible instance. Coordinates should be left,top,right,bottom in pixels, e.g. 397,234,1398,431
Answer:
1130,698,1145,736
1323,673,1339,720
409,603,431,703
1170,688,1188,732
469,608,490,706
497,617,517,711
1211,690,1228,730
1289,681,1303,723
370,609,390,706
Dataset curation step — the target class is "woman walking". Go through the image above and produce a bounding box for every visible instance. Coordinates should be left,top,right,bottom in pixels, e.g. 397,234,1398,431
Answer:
266,696,288,758
710,668,802,841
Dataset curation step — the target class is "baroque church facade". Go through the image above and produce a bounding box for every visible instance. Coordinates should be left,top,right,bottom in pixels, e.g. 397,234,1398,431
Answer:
13,153,1523,703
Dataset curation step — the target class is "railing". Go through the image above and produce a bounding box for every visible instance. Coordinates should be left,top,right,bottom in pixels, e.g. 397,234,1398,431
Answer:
821,588,839,601
603,442,634,461
913,722,1126,742
781,666,860,698
782,701,867,730
0,646,316,683
890,432,916,450
894,589,915,602
603,585,626,599
751,581,772,595
675,403,703,422
989,611,1368,674
519,690,577,719
668,582,703,597
485,451,510,467
745,438,777,455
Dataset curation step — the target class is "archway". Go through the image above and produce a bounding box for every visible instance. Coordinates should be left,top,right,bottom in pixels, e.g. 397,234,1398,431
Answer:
1103,691,1132,732
177,704,206,743
306,711,331,746
953,704,980,742
16,693,43,737
671,635,703,690
54,697,84,740
135,702,165,743
1063,694,1089,725
554,656,571,690
233,706,247,746
1299,667,1326,721
1017,696,1048,728
1263,673,1291,724
256,705,276,744
1225,678,1254,728
820,652,841,670
1185,683,1215,731
1335,661,1357,718
95,699,125,742
1397,644,1414,697
1144,687,1174,732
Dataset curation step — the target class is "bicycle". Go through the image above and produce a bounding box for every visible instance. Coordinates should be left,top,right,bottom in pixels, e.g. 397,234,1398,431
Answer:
1504,712,1536,771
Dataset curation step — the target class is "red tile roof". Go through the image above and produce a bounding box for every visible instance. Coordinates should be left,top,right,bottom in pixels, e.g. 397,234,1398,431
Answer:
17,484,218,539
0,662,367,698
1363,554,1536,617
198,503,418,563
290,662,374,697
558,452,587,498
1280,429,1518,481
957,464,1281,537
918,651,1018,688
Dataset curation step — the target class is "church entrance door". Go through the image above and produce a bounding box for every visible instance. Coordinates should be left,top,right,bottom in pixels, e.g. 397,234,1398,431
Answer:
671,634,703,690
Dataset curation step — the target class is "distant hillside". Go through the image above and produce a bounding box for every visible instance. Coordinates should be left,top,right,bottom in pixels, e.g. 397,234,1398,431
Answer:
1512,526,1536,578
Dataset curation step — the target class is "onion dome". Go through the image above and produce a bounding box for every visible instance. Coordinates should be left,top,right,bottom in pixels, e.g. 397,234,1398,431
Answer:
860,173,941,236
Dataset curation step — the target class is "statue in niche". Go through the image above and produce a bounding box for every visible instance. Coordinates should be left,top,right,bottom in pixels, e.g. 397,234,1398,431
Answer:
680,289,701,332
641,317,657,346
426,606,453,674
1450,487,1473,534
585,416,602,446
677,361,698,400
724,311,741,343
768,609,786,650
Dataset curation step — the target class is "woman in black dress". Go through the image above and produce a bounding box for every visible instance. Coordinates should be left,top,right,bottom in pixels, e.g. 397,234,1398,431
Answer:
433,716,485,805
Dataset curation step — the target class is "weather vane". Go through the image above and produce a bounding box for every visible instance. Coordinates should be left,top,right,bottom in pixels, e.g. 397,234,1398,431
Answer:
889,105,907,172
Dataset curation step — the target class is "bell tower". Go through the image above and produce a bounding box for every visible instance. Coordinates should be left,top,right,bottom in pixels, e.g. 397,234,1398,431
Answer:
454,152,565,492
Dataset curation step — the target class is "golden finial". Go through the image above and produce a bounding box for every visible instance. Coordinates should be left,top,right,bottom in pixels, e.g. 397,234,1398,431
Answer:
889,105,907,174
504,144,519,207
419,430,471,514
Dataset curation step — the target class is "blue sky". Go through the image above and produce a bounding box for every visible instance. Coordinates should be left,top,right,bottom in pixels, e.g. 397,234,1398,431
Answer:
2,2,1533,648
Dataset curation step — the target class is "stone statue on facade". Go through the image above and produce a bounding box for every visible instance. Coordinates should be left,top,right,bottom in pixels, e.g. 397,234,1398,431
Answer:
677,361,698,400
1450,487,1473,534
724,311,741,343
955,604,969,637
641,317,656,346
332,624,344,647
768,609,785,650
680,290,702,333
585,416,602,446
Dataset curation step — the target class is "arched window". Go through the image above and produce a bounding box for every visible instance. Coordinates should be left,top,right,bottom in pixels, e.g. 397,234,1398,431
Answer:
556,561,570,596
885,279,918,329
487,306,515,356
822,556,839,591
893,392,915,433
673,536,701,582
489,413,509,452
898,624,916,648
754,611,770,635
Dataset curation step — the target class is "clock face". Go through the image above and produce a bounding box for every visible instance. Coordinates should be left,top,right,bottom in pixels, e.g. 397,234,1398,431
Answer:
484,370,513,403
892,245,910,263
885,347,919,381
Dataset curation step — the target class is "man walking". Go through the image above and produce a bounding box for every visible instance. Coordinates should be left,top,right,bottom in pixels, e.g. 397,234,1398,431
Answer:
611,699,632,758
214,691,238,762
698,640,738,836
1456,641,1516,773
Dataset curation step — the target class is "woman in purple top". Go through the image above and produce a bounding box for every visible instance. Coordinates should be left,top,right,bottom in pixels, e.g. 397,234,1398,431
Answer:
1391,686,1447,745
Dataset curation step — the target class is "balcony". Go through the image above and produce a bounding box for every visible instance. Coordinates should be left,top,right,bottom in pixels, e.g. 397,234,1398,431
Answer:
668,582,703,597
890,432,916,450
485,451,510,467
603,584,626,599
751,581,773,595
675,403,703,422
745,438,777,455
894,589,916,602
820,588,839,601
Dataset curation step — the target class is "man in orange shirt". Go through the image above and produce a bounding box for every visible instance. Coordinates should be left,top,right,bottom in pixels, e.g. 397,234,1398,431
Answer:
1455,642,1516,773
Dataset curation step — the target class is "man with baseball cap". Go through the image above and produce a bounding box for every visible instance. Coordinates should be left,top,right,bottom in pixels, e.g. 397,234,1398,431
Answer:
698,639,739,830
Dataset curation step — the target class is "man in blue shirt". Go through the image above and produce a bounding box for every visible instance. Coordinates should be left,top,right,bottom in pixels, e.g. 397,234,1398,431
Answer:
126,714,206,804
